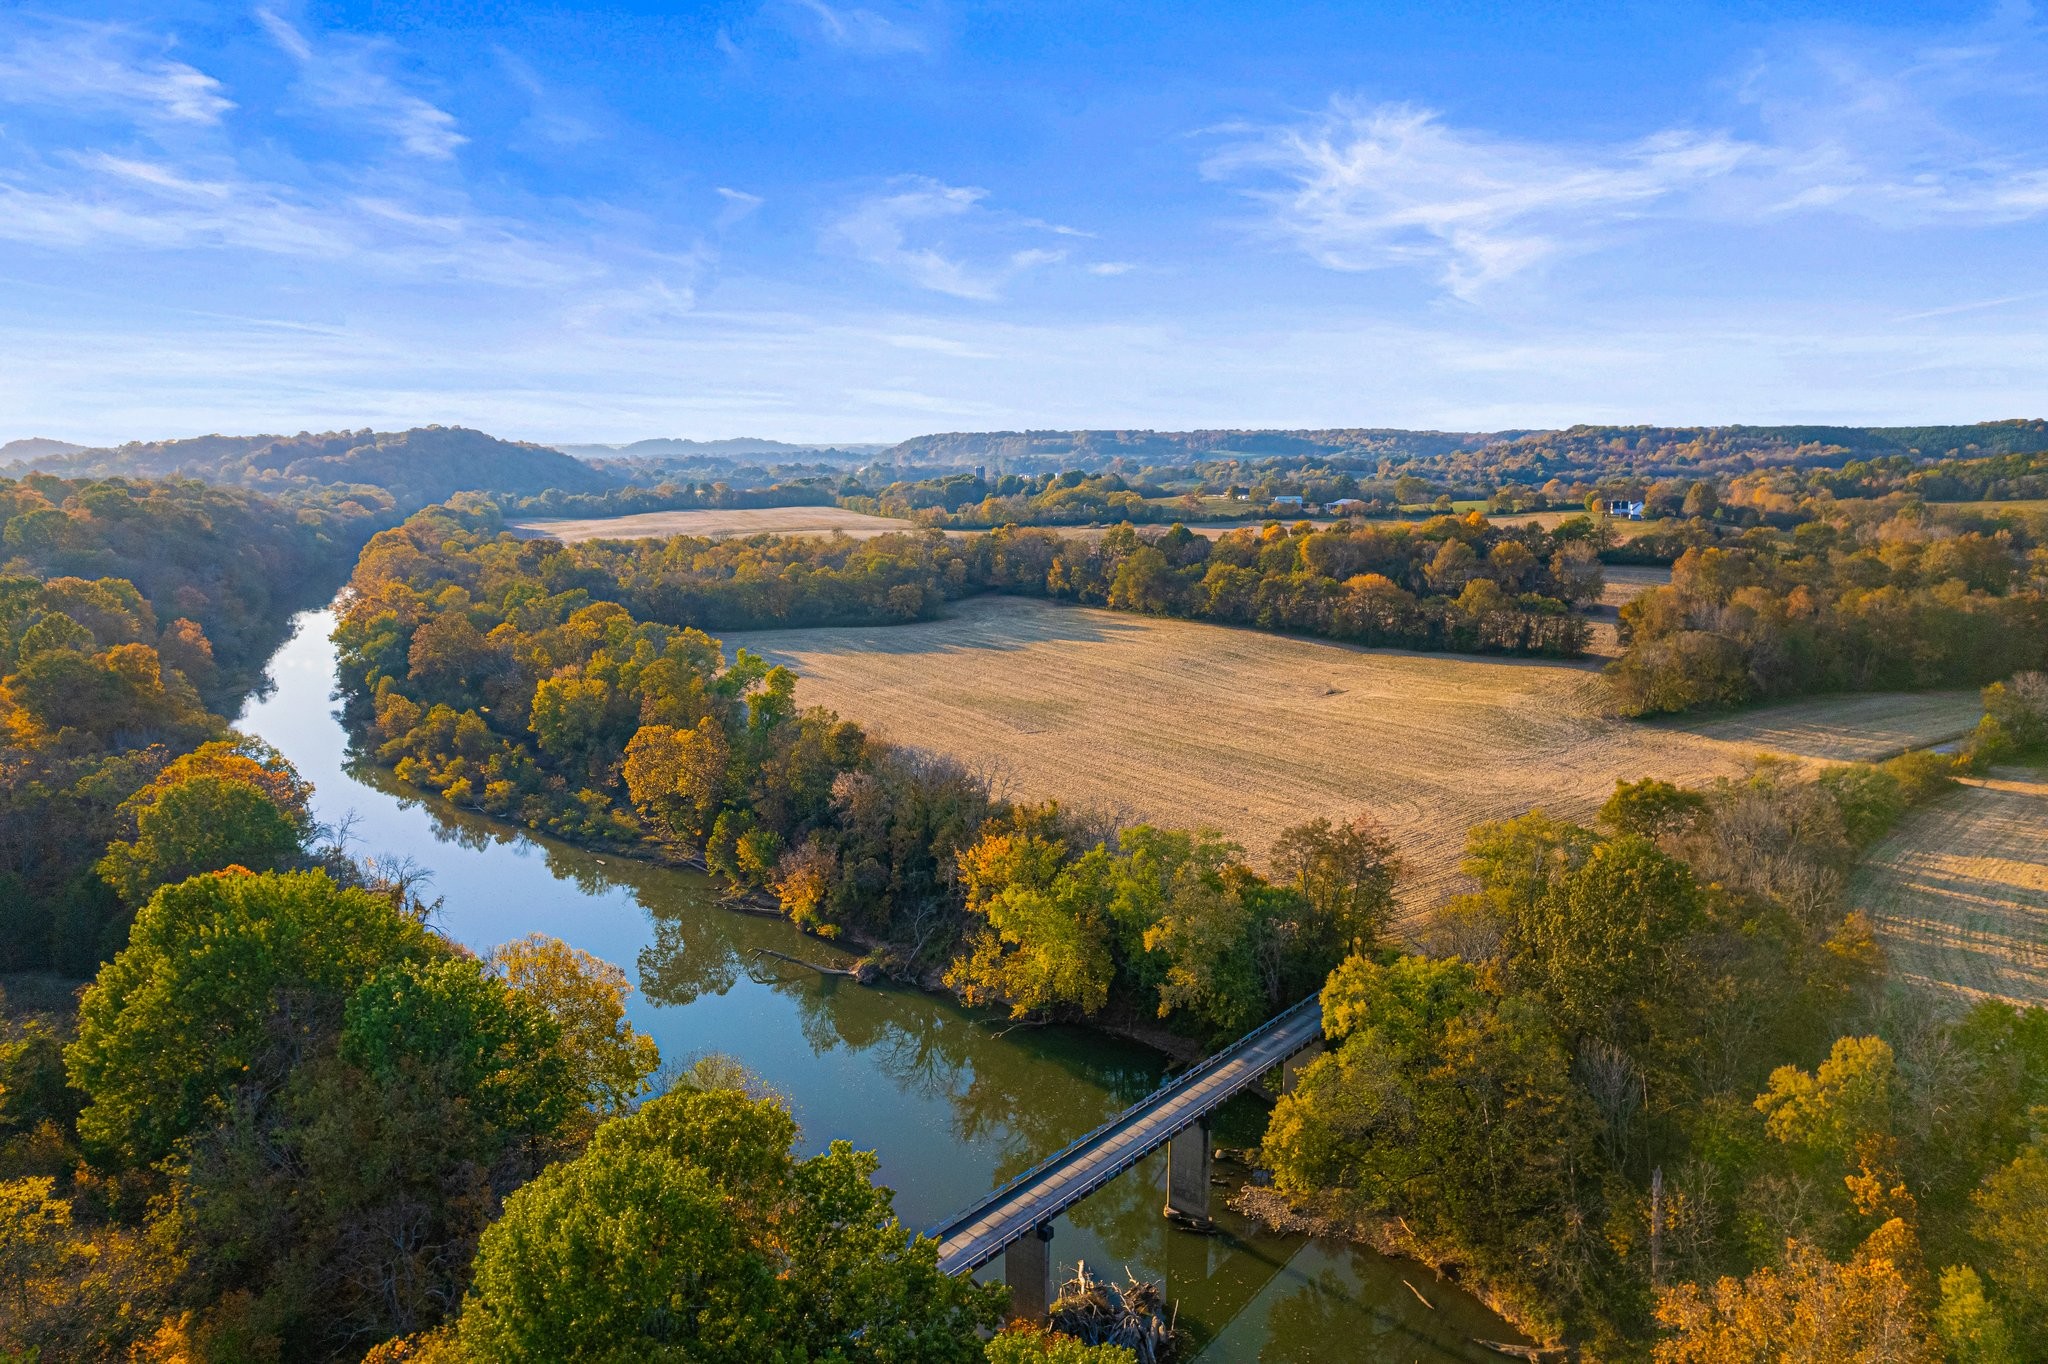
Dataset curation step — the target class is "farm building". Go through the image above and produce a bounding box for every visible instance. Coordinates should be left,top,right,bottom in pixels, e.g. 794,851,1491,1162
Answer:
1605,499,1646,519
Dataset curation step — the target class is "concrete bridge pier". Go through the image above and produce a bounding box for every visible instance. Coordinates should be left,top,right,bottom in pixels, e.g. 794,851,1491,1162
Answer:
1005,1223,1056,1322
1164,1116,1214,1225
1281,1038,1325,1095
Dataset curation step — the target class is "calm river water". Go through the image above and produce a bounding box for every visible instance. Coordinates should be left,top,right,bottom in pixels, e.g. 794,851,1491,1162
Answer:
239,606,1522,1361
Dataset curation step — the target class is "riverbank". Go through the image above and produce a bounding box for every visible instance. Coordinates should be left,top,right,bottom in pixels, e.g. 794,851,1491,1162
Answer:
1232,1188,1556,1359
242,604,1523,1360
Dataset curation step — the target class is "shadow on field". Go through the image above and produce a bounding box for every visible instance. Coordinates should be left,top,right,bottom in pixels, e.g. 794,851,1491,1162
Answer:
726,595,1151,660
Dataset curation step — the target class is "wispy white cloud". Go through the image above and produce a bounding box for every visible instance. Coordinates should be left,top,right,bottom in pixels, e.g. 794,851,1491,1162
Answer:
256,8,466,159
496,46,598,147
1207,14,2048,295
716,186,765,229
1087,262,1134,276
830,178,1075,299
1204,101,1750,296
1892,288,2048,323
785,0,928,55
0,23,233,125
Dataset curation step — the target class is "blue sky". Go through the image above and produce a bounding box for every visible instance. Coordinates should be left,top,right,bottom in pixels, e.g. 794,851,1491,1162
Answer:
2,1,2046,445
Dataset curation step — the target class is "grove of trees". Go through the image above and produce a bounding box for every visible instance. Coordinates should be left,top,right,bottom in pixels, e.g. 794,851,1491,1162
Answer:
1608,506,2048,715
1262,741,2048,1358
0,474,374,974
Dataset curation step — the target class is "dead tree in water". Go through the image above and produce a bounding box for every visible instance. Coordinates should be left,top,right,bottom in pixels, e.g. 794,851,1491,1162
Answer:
1048,1262,1178,1364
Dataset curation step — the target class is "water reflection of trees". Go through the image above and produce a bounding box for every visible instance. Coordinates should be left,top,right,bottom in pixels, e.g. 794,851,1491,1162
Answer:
1251,1253,1501,1364
303,642,1506,1356
343,753,1320,1316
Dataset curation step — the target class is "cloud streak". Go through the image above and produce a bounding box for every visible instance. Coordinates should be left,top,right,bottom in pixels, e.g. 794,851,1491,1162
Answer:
0,23,233,125
1205,102,1748,296
786,0,928,55
831,178,1070,299
256,8,467,159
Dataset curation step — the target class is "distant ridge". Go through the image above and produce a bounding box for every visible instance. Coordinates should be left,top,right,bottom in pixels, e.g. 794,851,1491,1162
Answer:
1,437,86,460
873,421,2048,472
5,425,613,507
558,437,893,461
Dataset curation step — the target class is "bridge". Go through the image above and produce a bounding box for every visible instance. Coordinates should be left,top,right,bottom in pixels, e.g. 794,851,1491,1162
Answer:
925,993,1327,1318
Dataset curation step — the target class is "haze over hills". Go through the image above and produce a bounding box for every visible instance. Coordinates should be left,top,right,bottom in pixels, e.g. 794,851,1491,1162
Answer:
557,437,894,461
0,437,87,460
6,425,613,507
10,420,2046,501
875,420,2048,475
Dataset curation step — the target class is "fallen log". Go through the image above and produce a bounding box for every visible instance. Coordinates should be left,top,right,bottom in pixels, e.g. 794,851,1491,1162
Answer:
749,947,869,980
1472,1341,1572,1362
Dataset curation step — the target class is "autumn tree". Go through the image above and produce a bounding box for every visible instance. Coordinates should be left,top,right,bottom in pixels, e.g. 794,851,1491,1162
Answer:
490,933,659,1114
622,717,731,845
1652,1221,1939,1363
1268,813,1401,959
95,738,314,907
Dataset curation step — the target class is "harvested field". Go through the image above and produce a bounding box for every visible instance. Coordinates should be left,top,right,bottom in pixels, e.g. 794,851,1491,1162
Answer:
724,596,1982,912
1851,765,2048,1009
511,506,921,542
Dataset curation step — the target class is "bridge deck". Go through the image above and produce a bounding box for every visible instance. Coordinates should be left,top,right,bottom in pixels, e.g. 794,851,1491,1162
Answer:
927,995,1325,1276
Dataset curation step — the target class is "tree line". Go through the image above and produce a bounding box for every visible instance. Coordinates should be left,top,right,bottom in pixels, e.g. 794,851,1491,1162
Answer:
1607,504,2048,715
412,498,1598,657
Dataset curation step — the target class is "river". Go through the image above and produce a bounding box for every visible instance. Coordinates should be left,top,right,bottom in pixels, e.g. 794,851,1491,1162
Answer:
239,605,1522,1361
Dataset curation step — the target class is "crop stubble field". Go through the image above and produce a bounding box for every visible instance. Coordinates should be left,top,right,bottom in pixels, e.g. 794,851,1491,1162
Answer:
512,507,1684,547
725,596,1981,913
1850,766,2048,1009
512,506,922,541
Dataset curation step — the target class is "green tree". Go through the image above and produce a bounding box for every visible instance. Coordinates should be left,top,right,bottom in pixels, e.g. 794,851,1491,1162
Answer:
1972,1135,2048,1345
948,831,1116,1019
1933,1265,2019,1364
1106,546,1176,614
456,1086,1002,1362
1597,778,1707,840
1466,815,1701,1040
1263,954,1608,1342
66,869,432,1166
96,763,310,907
341,957,573,1139
983,1325,1136,1363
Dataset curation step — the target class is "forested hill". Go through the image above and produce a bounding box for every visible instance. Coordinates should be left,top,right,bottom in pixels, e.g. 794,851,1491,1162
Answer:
879,420,2048,476
883,427,1505,469
8,425,615,508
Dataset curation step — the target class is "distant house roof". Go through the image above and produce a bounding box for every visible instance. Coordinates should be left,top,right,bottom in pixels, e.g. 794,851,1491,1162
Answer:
1271,494,1304,506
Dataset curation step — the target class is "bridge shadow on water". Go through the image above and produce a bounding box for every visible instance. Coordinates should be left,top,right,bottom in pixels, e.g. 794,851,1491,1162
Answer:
985,1093,1526,1362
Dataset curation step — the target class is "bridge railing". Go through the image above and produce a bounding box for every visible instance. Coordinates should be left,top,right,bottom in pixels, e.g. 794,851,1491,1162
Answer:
923,991,1323,1248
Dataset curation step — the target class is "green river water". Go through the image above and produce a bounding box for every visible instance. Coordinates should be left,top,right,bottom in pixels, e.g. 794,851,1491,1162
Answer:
239,606,1524,1362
